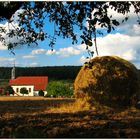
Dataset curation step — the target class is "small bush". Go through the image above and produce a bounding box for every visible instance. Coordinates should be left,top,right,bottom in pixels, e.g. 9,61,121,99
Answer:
38,90,44,96
4,86,14,95
20,87,28,96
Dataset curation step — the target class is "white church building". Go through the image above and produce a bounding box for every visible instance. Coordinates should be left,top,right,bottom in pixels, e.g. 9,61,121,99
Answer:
9,65,48,96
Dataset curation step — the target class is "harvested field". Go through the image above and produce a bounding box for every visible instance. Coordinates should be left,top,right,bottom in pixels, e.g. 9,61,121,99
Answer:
0,97,74,114
0,97,140,138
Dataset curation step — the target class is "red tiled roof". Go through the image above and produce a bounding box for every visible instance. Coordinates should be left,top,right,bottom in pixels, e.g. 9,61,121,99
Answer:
10,76,48,91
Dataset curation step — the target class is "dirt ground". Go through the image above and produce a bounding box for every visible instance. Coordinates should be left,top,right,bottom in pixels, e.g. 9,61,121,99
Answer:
0,97,140,138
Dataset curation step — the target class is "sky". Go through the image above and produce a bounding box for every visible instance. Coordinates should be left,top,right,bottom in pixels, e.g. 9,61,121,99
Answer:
0,3,140,68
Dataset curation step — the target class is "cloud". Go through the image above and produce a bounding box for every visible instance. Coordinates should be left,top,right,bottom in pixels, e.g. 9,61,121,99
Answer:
0,57,15,66
46,49,56,55
0,9,26,49
82,4,140,67
91,33,140,67
88,4,140,37
31,49,46,55
0,43,7,50
22,55,36,59
0,21,19,31
11,9,25,22
75,33,140,67
0,22,18,50
0,57,14,62
79,55,87,64
45,46,85,57
57,47,82,57
107,5,140,36
75,44,87,52
0,21,22,49
95,33,139,57
123,24,140,36
27,45,85,58
29,62,39,67
108,5,137,22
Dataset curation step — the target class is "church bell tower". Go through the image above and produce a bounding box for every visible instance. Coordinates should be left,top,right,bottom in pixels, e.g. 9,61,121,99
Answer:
11,60,15,79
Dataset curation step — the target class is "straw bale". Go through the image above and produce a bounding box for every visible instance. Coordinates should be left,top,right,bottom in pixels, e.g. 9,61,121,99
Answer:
74,56,140,107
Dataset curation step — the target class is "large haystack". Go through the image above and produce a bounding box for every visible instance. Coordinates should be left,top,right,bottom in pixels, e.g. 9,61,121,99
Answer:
74,56,140,107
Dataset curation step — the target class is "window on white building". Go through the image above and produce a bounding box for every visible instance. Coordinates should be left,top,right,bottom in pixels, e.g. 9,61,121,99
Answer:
29,88,31,93
16,88,19,93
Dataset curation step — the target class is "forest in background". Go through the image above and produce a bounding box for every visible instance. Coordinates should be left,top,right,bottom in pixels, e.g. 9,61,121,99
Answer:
0,66,81,80
0,66,80,97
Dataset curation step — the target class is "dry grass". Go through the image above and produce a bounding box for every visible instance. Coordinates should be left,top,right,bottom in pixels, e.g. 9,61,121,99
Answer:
0,97,140,138
0,96,72,101
49,97,95,113
0,96,46,101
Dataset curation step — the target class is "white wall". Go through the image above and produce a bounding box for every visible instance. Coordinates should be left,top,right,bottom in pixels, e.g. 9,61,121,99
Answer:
12,85,47,96
34,91,47,96
12,85,34,96
44,91,47,96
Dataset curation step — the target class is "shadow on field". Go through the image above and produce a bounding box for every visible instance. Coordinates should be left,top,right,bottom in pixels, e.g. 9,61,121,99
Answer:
0,99,75,114
1,108,140,138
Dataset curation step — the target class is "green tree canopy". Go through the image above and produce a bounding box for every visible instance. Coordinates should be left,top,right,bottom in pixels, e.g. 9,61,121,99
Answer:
4,85,14,95
0,2,140,55
47,80,73,97
38,90,44,96
20,87,28,96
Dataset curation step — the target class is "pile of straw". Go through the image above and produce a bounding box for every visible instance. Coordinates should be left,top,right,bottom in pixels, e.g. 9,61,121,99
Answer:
74,56,140,107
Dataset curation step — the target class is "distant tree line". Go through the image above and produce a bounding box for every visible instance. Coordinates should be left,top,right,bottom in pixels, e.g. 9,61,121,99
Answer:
0,66,81,80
